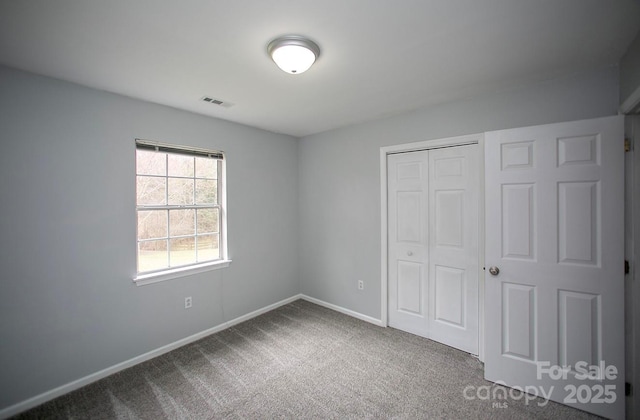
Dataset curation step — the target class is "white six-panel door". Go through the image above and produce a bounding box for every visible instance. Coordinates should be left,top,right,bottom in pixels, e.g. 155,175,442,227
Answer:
484,116,624,419
388,145,479,354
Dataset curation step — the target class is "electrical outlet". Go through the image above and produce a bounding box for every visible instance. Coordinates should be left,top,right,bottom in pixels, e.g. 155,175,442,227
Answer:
358,280,364,290
184,296,192,309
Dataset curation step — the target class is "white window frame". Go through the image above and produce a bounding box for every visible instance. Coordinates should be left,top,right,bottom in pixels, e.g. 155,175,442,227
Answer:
133,139,230,286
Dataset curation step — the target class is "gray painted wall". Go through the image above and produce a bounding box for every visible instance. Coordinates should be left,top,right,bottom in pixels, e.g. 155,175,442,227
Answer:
298,66,620,320
0,65,299,409
0,62,624,412
621,30,640,107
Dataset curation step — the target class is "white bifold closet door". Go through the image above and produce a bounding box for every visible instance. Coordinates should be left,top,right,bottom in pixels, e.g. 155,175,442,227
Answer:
388,144,479,354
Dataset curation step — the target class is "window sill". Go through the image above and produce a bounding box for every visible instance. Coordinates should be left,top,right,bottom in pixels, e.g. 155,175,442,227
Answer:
133,259,232,286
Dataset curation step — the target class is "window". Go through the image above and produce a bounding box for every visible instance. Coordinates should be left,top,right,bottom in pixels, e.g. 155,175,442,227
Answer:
135,139,228,282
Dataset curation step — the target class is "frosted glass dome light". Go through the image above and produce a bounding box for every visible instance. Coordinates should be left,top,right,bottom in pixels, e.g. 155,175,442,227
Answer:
267,36,320,75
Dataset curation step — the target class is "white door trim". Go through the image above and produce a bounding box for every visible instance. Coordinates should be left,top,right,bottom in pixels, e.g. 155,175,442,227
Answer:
380,133,486,360
626,115,640,419
633,117,640,420
620,85,640,114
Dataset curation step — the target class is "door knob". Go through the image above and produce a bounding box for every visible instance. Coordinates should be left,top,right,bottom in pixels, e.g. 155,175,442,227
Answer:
488,266,500,276
407,251,413,256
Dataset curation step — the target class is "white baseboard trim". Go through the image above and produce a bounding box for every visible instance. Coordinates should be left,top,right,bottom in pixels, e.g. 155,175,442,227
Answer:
223,294,302,329
0,294,303,420
300,294,385,327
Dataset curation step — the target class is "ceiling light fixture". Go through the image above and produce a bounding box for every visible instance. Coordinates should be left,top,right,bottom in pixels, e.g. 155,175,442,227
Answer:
267,35,320,75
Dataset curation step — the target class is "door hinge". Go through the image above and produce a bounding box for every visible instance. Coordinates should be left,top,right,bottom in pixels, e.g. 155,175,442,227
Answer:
626,382,632,396
625,138,632,152
625,260,630,275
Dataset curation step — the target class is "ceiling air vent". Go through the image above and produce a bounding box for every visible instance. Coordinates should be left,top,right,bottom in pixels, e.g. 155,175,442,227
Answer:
200,96,234,108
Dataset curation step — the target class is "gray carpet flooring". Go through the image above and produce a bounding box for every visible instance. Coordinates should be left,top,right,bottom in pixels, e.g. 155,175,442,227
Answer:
14,299,598,419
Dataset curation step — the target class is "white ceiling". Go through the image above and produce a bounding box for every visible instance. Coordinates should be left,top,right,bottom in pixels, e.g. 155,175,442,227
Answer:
1,0,639,137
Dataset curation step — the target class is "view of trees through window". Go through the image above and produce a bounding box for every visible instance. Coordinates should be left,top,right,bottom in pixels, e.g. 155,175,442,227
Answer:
136,148,221,273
